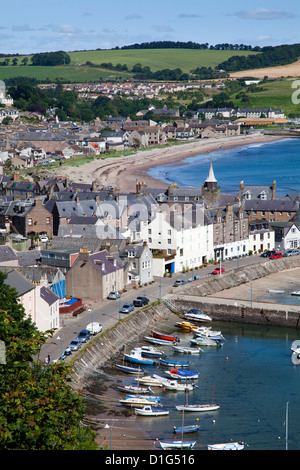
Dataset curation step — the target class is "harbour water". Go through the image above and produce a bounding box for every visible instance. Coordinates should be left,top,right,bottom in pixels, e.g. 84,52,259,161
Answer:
113,322,300,450
146,138,300,196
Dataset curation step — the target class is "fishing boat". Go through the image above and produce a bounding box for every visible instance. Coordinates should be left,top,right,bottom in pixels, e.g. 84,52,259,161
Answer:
207,441,244,450
175,321,197,331
159,358,190,368
136,375,165,387
159,440,196,450
152,330,180,342
153,374,197,391
164,368,199,380
173,424,201,434
133,345,164,358
144,336,175,346
116,384,151,394
184,311,212,322
115,363,143,374
175,403,220,412
135,405,169,416
173,345,202,354
119,396,160,408
123,350,158,365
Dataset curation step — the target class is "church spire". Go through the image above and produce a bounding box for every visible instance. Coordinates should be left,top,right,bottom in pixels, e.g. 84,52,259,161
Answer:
205,160,217,183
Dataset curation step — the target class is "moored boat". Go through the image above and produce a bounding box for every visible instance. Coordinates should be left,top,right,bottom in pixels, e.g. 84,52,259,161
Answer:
291,290,300,296
133,345,164,358
190,336,220,347
152,330,180,342
144,336,175,346
119,396,160,407
124,350,158,365
175,321,197,331
135,405,169,416
175,403,220,412
207,441,244,450
173,345,203,354
115,363,143,374
159,358,190,368
116,384,151,394
165,368,199,380
173,424,201,434
153,374,197,391
136,375,164,387
184,311,212,322
159,440,196,450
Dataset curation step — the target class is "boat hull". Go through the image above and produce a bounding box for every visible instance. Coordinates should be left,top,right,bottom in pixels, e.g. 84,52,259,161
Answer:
135,406,169,416
159,440,196,450
173,424,201,434
207,442,244,450
176,403,220,412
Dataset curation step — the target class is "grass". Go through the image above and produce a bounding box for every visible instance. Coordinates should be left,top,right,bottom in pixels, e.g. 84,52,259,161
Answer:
230,78,298,115
0,49,259,83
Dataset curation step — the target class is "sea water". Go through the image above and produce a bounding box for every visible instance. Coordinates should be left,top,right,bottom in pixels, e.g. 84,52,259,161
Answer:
146,138,300,196
118,322,300,450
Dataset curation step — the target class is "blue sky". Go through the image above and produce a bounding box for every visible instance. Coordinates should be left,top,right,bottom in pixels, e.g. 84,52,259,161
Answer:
1,0,300,54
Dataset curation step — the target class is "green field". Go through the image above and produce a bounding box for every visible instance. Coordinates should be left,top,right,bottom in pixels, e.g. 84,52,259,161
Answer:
0,49,259,83
230,78,298,116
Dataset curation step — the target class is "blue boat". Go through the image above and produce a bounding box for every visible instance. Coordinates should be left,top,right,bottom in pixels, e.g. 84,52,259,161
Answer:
173,424,201,434
124,350,157,365
159,358,190,368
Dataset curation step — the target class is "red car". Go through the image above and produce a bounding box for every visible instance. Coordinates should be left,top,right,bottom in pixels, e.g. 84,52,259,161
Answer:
212,267,225,275
270,252,283,259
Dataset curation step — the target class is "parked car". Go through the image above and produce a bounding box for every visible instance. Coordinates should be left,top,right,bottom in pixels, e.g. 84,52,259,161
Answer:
133,296,149,307
107,291,121,299
39,234,49,243
284,249,300,257
261,250,276,258
68,339,82,351
86,322,102,335
77,329,91,343
173,279,186,287
212,267,225,275
119,303,135,314
270,252,283,259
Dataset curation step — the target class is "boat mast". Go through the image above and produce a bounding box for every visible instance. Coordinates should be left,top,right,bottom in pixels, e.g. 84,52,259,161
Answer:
286,401,289,450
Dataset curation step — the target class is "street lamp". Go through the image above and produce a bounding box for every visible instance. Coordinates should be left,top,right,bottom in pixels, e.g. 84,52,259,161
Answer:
104,424,112,449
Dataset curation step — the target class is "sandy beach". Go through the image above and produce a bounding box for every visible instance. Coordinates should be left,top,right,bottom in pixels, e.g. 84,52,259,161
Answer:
53,134,284,192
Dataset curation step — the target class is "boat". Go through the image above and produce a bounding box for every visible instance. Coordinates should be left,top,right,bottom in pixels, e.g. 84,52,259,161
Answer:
159,358,190,368
144,336,175,346
175,403,220,412
173,424,201,434
164,368,199,380
126,394,160,402
269,289,285,294
175,321,198,331
193,326,222,337
123,350,158,365
116,384,151,394
135,405,169,416
207,441,244,450
173,345,203,354
152,330,180,343
115,364,143,374
133,345,164,358
153,374,197,391
194,330,225,342
119,397,160,408
291,290,300,296
184,311,212,322
159,440,196,450
136,375,165,387
190,336,221,347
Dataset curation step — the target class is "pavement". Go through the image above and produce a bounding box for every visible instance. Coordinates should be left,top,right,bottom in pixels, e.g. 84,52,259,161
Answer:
40,254,266,364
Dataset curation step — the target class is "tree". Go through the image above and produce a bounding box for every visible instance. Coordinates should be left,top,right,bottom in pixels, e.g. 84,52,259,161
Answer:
0,272,98,450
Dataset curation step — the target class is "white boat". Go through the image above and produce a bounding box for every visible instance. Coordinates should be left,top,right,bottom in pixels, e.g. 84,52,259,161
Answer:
116,384,151,394
132,345,164,358
153,374,196,391
269,289,285,294
136,375,164,387
135,405,169,416
184,312,212,322
190,336,220,347
144,336,175,346
173,345,203,354
123,350,158,365
291,290,300,296
176,403,220,412
207,441,244,450
119,397,160,407
193,326,222,337
159,440,196,450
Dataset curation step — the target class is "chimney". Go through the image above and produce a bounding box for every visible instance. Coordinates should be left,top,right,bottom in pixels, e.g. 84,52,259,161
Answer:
13,171,19,182
239,180,244,192
272,180,276,200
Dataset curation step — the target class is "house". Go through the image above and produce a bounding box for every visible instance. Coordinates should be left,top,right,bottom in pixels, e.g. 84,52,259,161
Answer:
248,220,275,253
4,269,36,324
12,197,53,239
35,283,60,331
119,242,153,285
239,180,277,201
128,127,166,148
243,198,299,222
65,249,125,300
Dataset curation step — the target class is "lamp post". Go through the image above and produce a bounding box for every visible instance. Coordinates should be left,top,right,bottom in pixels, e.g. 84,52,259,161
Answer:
104,424,112,450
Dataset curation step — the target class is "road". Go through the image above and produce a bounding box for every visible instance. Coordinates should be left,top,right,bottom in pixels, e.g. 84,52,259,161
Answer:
40,254,265,363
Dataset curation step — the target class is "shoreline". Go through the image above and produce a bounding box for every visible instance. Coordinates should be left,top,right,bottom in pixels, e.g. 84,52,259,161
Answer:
53,134,285,193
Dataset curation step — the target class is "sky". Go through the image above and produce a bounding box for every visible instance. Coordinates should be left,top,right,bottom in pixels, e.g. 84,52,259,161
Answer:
1,0,300,54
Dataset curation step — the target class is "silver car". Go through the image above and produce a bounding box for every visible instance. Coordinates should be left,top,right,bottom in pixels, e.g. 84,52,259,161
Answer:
284,249,299,257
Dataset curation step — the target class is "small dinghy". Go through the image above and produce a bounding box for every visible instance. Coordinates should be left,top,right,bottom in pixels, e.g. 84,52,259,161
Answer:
207,441,244,450
159,440,196,450
159,358,190,368
135,405,169,416
164,368,199,380
173,424,201,434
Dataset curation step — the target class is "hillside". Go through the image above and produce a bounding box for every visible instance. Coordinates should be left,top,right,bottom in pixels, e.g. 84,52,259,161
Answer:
230,59,300,79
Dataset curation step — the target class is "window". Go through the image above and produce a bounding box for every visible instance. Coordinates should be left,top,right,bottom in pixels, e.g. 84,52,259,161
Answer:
168,239,171,244
28,218,32,226
46,217,50,224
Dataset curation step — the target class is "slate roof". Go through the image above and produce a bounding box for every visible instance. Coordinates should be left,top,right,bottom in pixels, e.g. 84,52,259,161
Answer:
40,286,59,306
0,246,18,263
4,269,35,296
89,250,123,274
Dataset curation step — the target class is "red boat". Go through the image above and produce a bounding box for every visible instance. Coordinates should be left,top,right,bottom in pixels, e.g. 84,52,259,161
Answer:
152,330,179,343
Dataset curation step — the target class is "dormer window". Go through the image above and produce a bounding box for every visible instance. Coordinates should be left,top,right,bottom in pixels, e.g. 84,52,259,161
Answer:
245,191,251,200
259,191,267,200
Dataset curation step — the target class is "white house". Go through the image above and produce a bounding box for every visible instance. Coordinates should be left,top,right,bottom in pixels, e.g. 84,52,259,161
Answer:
145,205,214,276
35,283,60,332
270,221,300,252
